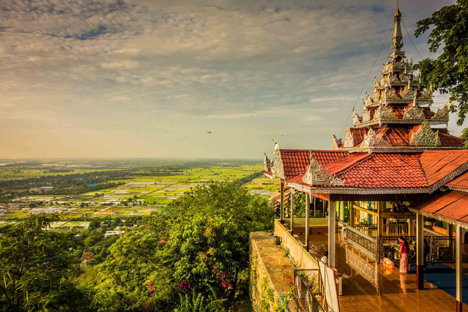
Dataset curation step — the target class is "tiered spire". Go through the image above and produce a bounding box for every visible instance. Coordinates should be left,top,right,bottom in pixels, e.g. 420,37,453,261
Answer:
392,5,403,54
332,5,462,152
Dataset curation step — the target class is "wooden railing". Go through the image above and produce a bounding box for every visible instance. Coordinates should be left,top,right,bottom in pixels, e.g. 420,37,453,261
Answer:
343,225,378,260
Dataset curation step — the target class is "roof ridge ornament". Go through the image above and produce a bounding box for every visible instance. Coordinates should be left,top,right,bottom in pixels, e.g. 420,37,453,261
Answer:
392,3,403,53
360,128,392,149
271,140,285,179
344,127,354,148
332,135,342,150
410,121,441,146
403,102,425,120
264,152,272,172
302,152,345,186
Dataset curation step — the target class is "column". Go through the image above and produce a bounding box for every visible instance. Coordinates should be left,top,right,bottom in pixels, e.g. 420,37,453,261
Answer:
456,225,463,312
416,214,424,290
290,189,294,234
350,202,355,227
328,200,336,267
313,196,316,218
305,193,310,250
280,183,285,222
408,218,415,236
377,202,384,236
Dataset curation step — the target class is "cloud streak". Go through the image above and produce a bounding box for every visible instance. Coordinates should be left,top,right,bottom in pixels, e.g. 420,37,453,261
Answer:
0,0,462,158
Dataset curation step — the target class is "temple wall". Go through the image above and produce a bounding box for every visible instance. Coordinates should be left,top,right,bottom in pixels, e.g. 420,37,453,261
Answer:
250,231,295,312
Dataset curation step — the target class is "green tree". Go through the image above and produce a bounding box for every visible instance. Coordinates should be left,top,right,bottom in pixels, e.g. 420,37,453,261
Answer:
90,181,273,311
414,0,468,125
0,215,91,311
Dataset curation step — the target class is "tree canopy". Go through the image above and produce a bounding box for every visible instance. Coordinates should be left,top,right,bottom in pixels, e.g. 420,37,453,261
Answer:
414,0,468,125
0,216,90,312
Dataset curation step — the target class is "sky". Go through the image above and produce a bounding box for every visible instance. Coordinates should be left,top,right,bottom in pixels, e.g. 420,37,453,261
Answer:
0,0,462,159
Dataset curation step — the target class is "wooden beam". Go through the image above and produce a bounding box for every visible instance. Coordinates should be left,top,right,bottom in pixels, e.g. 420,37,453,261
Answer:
330,194,431,202
352,204,379,217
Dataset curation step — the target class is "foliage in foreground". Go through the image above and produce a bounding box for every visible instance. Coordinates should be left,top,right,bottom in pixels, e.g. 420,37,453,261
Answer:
0,216,91,312
0,181,273,311
91,181,272,311
414,0,468,125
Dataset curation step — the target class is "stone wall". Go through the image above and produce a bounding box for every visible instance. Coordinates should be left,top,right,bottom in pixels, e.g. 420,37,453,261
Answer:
250,231,295,312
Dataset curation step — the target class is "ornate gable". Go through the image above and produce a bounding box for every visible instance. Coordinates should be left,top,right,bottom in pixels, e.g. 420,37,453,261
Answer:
302,152,345,186
375,104,398,120
271,140,285,179
409,122,441,146
332,135,342,150
264,152,272,172
360,128,392,148
403,103,425,120
432,103,450,121
344,128,354,148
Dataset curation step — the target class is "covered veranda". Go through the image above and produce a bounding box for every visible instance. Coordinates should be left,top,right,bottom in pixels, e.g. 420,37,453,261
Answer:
266,149,468,311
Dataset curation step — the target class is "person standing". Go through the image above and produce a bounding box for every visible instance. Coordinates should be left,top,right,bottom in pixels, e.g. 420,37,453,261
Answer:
321,251,329,265
399,236,409,274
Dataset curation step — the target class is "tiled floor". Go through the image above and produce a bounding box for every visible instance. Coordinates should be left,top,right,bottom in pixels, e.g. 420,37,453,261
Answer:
295,232,468,312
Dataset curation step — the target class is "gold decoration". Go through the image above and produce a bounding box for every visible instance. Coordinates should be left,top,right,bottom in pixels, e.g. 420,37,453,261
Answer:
344,127,354,148
302,152,345,186
403,104,425,120
409,121,441,146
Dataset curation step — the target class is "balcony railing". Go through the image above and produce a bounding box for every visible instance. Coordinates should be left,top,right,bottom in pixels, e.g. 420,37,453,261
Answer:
343,225,378,260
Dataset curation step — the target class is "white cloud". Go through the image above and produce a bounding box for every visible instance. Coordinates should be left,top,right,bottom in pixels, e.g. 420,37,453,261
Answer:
0,0,461,158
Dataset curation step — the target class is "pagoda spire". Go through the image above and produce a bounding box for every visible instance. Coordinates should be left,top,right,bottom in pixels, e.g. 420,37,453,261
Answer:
392,4,403,53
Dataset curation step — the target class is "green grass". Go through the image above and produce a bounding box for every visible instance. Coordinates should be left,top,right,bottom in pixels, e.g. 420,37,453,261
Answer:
1,165,265,220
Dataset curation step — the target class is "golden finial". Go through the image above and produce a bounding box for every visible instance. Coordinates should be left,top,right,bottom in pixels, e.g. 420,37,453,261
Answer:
394,1,401,18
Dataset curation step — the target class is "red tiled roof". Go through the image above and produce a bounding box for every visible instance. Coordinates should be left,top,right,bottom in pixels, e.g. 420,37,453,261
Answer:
348,126,464,148
380,128,410,146
279,149,348,180
333,153,427,188
349,128,367,146
420,150,468,186
446,172,468,191
325,153,372,175
439,132,465,147
411,190,468,225
390,105,435,120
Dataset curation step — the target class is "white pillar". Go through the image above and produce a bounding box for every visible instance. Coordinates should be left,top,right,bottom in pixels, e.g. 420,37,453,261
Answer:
456,225,463,312
328,200,336,267
280,183,285,222
305,193,310,249
416,214,424,290
290,189,294,234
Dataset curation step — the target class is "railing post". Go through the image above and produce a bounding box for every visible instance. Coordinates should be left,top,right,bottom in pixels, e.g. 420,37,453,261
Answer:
290,189,294,234
456,225,463,312
416,214,424,290
328,200,336,267
280,182,285,222
305,193,310,250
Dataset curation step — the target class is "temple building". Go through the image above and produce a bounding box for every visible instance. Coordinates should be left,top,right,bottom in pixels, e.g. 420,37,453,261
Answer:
254,5,468,312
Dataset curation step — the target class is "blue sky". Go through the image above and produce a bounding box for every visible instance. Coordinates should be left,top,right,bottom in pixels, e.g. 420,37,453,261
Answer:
0,0,461,159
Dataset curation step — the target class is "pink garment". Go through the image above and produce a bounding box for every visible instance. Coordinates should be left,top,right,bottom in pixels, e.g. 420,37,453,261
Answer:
400,253,408,274
400,241,409,254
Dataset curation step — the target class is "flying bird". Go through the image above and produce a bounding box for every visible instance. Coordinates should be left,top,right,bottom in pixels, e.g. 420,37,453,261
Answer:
207,131,212,134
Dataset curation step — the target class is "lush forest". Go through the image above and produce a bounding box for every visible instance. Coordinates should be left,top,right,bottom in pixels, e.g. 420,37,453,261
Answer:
0,181,275,312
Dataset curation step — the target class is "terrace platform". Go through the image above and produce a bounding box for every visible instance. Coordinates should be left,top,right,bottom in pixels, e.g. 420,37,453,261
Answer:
293,231,468,312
